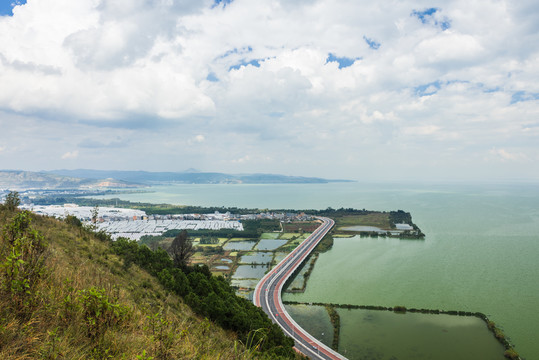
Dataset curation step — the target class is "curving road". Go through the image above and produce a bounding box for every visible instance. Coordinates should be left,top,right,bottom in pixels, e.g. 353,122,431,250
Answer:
253,217,348,360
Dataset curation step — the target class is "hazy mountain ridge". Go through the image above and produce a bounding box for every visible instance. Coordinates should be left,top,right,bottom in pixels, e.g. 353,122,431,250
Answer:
45,169,353,185
0,170,141,190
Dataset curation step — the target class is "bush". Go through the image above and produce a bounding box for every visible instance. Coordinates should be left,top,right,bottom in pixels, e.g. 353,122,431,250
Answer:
65,215,82,227
0,211,48,314
504,348,520,359
3,191,20,212
78,286,130,340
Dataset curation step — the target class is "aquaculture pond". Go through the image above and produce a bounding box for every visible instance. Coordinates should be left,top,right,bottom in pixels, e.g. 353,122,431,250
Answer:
336,308,505,360
232,264,270,279
255,239,288,250
213,265,230,270
223,240,257,251
239,252,273,264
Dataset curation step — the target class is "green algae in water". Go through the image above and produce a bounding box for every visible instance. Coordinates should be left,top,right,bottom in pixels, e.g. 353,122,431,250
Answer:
336,308,505,360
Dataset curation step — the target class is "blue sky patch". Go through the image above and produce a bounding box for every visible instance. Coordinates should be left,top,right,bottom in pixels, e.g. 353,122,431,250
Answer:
479,84,501,93
206,72,219,82
326,53,358,69
415,81,441,96
229,59,261,71
212,0,233,9
412,8,438,23
411,7,451,30
0,0,26,16
511,91,539,104
269,112,285,118
363,36,381,50
218,46,252,59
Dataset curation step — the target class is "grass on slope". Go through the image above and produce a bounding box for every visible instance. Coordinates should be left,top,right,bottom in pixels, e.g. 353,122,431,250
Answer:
0,207,269,360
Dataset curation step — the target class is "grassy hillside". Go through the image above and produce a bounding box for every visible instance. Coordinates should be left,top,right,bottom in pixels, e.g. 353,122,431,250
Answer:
0,205,298,359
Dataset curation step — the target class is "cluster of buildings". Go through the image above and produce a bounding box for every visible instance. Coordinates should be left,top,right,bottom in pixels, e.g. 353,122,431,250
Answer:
95,219,243,240
239,212,313,222
20,204,244,240
20,204,146,222
16,204,313,241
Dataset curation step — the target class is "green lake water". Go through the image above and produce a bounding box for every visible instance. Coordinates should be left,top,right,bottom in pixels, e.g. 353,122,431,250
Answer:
92,182,539,359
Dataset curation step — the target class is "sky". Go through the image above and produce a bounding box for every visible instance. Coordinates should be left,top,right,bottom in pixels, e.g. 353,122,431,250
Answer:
0,0,538,182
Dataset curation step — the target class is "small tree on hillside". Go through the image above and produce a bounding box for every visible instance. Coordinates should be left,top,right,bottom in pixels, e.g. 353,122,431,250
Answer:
169,230,194,268
91,206,99,225
4,191,20,211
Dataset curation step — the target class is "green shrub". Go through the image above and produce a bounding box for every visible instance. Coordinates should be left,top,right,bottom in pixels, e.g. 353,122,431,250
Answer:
0,211,47,313
78,287,130,340
504,348,520,359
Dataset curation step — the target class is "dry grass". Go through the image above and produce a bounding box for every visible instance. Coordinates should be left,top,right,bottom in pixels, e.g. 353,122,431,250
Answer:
0,211,250,360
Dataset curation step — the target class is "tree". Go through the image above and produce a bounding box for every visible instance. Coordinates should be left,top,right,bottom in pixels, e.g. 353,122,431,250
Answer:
169,230,194,268
91,205,99,225
4,191,20,211
65,215,82,227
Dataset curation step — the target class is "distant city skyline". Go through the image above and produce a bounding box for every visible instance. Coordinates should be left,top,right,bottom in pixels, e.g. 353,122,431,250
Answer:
1,0,538,182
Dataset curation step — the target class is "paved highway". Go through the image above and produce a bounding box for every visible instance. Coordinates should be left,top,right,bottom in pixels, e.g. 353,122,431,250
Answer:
253,217,348,360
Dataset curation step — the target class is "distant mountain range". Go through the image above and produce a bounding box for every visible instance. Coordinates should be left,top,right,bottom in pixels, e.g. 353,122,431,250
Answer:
0,169,352,190
0,170,139,190
46,169,352,185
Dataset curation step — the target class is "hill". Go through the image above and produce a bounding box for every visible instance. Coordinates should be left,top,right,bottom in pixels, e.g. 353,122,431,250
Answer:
46,169,352,184
0,170,141,190
0,201,298,359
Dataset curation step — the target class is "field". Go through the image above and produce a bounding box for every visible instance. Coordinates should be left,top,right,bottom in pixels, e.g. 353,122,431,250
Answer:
334,213,391,230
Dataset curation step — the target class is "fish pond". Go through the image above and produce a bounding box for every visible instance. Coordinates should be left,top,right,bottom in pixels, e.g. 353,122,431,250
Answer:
231,264,270,279
239,252,274,264
223,240,257,251
255,239,288,250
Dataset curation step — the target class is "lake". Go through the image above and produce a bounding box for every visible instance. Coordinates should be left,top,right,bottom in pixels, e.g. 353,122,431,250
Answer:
92,181,539,359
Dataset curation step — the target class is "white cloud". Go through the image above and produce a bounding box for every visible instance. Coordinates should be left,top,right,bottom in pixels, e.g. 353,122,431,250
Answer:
0,0,538,181
488,148,528,162
404,125,440,136
231,155,250,164
61,151,79,160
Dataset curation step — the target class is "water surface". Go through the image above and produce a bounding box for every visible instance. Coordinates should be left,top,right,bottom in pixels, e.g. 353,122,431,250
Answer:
232,264,269,279
239,252,273,264
223,240,257,251
255,239,288,250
